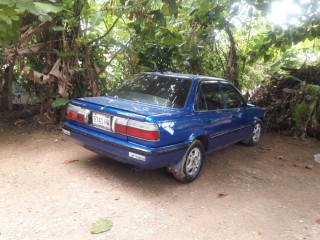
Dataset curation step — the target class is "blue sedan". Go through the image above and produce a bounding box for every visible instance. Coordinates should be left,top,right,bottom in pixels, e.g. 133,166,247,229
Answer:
62,72,264,182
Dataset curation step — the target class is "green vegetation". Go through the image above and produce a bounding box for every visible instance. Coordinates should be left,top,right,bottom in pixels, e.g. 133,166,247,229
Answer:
293,100,308,125
0,0,319,124
91,218,113,234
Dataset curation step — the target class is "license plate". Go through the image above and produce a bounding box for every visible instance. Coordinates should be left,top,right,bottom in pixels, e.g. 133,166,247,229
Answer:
92,112,111,130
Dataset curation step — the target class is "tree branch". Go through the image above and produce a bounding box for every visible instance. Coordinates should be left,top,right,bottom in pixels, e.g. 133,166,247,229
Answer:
213,41,225,73
98,37,134,76
87,15,121,47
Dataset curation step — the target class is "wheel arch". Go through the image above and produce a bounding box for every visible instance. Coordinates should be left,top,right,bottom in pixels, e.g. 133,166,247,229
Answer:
188,131,209,152
254,116,264,124
194,135,208,151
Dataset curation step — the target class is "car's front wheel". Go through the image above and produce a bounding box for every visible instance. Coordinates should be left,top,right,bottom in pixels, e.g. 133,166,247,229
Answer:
170,140,204,183
242,121,263,146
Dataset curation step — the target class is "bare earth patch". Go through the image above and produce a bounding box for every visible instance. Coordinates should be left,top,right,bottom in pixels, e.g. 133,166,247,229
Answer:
0,121,320,240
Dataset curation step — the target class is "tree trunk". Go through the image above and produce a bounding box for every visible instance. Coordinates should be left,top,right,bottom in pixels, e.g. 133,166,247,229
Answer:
224,25,240,90
1,58,16,111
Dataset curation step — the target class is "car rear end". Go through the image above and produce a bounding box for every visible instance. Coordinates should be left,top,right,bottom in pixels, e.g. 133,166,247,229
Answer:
62,73,194,169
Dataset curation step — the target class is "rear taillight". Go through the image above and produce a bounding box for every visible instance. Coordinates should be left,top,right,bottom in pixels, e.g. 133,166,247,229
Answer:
113,117,159,141
66,104,90,123
113,117,128,134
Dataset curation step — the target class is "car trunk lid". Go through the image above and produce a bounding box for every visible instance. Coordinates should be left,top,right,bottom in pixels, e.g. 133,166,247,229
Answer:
77,96,178,117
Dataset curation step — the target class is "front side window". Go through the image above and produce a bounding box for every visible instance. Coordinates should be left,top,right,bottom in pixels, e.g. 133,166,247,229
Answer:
196,82,224,111
108,74,192,108
220,83,244,109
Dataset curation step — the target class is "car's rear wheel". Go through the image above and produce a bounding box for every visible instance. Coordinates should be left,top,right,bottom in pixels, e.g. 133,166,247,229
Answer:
242,121,263,146
171,140,204,183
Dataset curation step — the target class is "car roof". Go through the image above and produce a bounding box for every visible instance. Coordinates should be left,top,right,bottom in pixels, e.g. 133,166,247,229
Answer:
143,72,230,83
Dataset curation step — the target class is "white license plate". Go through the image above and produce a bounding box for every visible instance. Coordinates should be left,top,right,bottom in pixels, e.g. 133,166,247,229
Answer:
92,112,111,130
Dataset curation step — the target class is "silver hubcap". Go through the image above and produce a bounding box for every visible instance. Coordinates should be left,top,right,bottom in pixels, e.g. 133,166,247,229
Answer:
185,147,202,176
252,123,262,143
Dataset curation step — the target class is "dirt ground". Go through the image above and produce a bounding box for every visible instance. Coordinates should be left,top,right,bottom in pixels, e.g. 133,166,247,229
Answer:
0,119,320,240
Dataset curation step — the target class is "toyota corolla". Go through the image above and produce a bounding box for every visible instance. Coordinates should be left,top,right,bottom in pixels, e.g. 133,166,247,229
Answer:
62,72,264,182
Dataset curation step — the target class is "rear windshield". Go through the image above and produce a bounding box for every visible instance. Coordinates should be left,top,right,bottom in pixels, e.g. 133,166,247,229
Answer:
108,74,192,108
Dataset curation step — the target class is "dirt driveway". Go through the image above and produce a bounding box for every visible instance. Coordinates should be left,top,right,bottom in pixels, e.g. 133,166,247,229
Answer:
0,121,320,240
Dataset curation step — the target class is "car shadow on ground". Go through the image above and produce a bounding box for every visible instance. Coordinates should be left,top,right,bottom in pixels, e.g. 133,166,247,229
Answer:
79,154,185,192
72,142,256,199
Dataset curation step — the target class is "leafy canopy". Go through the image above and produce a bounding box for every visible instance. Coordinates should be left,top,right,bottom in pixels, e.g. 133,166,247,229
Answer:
0,0,62,48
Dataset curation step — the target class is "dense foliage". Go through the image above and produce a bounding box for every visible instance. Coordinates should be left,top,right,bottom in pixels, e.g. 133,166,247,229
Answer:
0,0,319,128
251,66,320,139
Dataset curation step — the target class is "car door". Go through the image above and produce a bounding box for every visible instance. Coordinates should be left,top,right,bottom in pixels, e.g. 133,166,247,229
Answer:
219,82,253,144
195,81,234,152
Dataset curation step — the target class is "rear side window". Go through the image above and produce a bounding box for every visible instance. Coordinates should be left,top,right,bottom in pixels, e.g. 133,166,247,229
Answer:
108,74,192,108
220,83,244,109
196,82,224,111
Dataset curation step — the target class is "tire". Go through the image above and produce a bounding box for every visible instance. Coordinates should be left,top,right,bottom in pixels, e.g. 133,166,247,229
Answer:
172,140,204,183
242,121,263,146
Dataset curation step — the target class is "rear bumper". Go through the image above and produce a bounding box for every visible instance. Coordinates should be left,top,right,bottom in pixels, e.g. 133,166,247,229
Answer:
62,123,189,169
